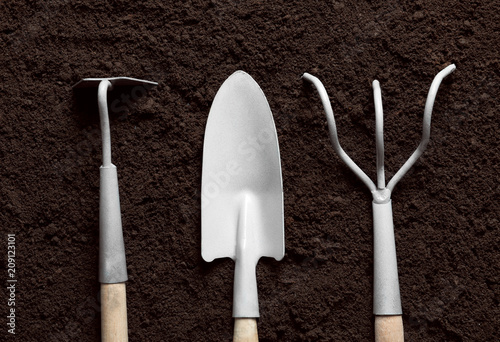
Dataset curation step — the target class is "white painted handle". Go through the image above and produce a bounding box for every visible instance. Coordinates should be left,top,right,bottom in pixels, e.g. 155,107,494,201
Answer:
101,283,128,342
234,318,258,342
99,165,127,284
375,315,404,342
233,255,259,318
373,200,402,315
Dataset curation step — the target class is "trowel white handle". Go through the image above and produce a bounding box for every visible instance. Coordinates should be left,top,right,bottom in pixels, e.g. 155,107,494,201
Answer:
233,257,259,341
234,318,258,342
233,256,259,318
375,315,404,342
101,283,128,342
233,253,259,340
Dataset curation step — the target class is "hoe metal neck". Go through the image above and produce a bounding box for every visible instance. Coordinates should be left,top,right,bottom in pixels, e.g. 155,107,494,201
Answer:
98,80,114,167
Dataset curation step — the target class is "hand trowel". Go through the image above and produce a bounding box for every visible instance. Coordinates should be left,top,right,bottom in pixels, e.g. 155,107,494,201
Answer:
202,71,284,342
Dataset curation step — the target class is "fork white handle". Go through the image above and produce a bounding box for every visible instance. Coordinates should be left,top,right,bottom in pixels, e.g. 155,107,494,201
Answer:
373,200,402,315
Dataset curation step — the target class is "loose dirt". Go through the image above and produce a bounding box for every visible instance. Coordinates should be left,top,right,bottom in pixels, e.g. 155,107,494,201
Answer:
0,1,498,341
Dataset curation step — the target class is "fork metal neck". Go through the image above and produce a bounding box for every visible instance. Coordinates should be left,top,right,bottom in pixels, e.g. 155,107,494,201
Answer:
372,188,392,204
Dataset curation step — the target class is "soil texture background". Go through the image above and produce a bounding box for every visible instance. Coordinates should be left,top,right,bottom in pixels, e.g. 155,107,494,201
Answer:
1,1,499,341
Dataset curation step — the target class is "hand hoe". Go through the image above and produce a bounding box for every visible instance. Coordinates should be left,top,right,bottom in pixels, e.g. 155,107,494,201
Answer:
73,77,157,342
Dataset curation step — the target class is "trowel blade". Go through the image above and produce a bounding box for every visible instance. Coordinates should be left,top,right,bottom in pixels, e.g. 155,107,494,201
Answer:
201,71,284,264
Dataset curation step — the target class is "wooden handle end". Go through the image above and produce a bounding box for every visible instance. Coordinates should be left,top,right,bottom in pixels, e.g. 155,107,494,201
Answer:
233,318,258,342
101,283,128,342
375,315,404,342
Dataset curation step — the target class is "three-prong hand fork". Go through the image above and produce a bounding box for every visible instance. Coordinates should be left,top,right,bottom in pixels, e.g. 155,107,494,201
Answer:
303,64,455,341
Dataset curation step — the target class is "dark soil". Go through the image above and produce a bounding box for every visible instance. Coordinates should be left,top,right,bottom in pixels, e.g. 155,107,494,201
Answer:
1,1,498,341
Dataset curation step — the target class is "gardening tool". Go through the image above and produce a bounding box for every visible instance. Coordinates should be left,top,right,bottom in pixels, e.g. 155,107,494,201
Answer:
73,77,158,342
202,71,284,342
302,64,456,342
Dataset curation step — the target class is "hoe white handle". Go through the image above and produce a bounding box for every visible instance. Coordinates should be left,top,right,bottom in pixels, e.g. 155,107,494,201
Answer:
234,318,258,342
101,283,128,342
375,315,404,342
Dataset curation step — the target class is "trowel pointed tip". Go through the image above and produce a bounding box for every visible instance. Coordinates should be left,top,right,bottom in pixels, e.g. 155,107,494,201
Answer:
231,70,249,76
224,70,261,86
206,73,268,132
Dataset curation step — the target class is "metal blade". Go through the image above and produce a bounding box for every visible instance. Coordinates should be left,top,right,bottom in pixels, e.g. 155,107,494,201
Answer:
201,71,284,264
72,77,158,88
